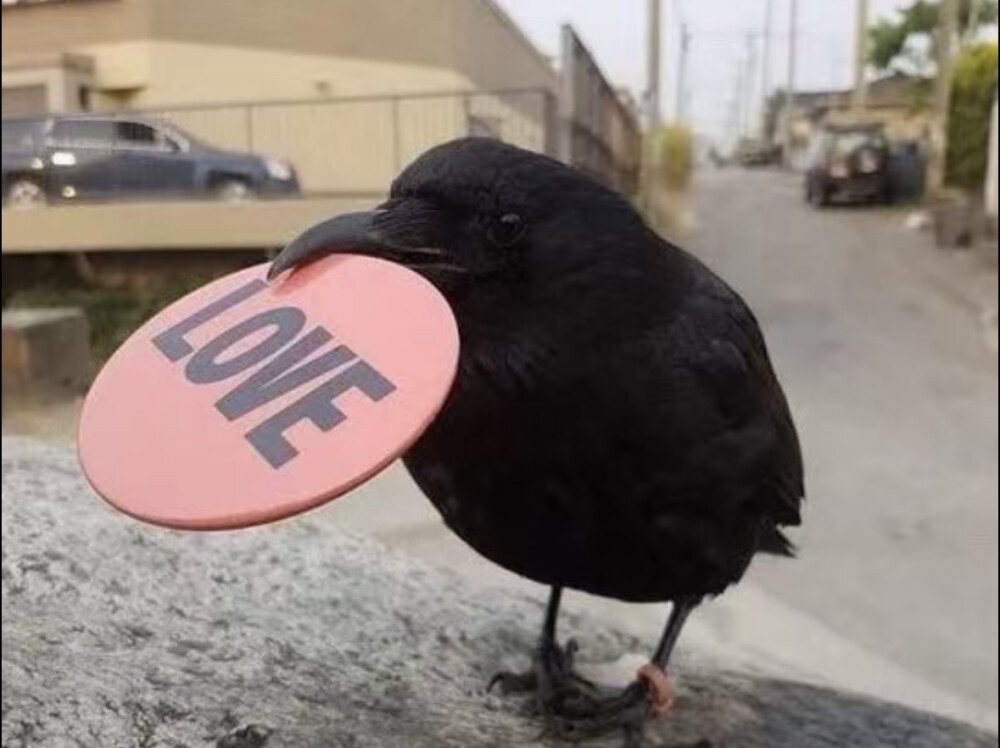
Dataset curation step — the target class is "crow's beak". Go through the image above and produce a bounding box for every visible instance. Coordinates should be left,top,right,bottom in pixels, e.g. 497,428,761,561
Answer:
267,199,453,281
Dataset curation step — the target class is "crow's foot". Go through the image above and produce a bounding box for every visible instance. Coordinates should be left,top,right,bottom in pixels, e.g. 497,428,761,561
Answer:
490,642,676,746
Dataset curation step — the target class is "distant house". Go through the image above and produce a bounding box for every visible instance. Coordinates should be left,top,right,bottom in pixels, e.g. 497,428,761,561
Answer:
779,72,932,162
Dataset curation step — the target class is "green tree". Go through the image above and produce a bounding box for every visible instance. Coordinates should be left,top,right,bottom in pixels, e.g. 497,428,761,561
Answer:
867,0,997,74
945,41,999,188
657,124,693,191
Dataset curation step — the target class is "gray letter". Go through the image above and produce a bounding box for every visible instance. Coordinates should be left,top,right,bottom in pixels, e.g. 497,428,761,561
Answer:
185,307,305,384
245,360,396,468
215,327,356,420
152,279,266,361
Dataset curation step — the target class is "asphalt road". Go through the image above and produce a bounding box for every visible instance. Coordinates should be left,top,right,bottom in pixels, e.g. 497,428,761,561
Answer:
681,169,998,721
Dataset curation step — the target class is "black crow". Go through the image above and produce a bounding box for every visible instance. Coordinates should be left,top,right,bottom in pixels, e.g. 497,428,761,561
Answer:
269,138,804,740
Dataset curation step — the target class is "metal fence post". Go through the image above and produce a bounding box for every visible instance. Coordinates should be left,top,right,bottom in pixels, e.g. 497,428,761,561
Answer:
557,25,576,166
392,97,401,172
542,90,559,158
462,93,472,136
245,105,255,152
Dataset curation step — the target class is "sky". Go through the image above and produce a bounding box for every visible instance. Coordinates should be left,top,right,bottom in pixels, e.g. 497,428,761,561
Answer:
493,0,994,146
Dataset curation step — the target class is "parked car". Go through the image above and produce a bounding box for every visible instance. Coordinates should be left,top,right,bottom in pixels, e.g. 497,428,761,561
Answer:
736,139,782,168
2,114,300,208
804,123,893,207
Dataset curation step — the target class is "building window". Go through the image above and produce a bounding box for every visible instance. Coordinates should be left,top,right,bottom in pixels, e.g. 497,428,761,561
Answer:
78,85,91,111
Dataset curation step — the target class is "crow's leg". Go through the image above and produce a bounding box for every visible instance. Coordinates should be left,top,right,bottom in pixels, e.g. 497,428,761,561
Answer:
489,586,594,698
546,598,699,743
493,593,700,744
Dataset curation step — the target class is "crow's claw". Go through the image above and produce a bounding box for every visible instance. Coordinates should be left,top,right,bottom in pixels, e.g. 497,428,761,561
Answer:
490,639,681,745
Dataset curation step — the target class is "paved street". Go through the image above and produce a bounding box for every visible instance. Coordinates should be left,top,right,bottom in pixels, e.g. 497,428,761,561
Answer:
682,169,998,720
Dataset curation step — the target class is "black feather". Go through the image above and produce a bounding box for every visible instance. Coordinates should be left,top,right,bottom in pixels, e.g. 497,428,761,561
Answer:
388,138,804,603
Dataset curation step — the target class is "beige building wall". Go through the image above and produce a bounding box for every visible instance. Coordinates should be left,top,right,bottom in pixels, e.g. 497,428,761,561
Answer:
2,0,555,191
149,88,547,194
133,42,468,108
125,42,544,192
1,0,150,58
2,0,555,109
143,0,554,93
825,107,930,142
451,0,555,91
2,66,69,112
1,53,96,112
76,41,152,94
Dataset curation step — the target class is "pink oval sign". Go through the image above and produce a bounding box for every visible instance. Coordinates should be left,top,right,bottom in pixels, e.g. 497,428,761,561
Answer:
78,255,459,530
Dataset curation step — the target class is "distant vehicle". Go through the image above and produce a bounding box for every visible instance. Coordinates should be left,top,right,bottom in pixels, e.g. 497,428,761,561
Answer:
736,139,781,168
2,114,300,208
804,123,892,207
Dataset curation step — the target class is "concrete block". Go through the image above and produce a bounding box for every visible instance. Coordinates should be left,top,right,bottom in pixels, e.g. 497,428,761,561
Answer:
2,307,90,396
933,201,976,249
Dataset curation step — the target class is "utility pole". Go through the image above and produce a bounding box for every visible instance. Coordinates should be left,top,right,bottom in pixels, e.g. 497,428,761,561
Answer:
983,94,997,226
761,0,774,140
646,0,662,130
986,91,997,230
927,0,958,195
676,23,691,122
736,58,748,141
964,0,984,45
782,0,799,167
729,69,742,148
641,0,663,218
744,33,758,139
851,0,870,115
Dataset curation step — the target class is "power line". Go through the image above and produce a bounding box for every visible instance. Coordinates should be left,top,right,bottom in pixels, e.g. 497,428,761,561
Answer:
851,0,870,114
684,27,839,43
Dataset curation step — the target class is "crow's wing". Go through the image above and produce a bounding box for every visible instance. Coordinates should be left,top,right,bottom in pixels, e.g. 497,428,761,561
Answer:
639,260,804,530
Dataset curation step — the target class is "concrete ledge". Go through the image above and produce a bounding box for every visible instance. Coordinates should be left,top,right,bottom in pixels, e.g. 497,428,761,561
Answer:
1,197,382,254
1,51,95,73
3,437,997,748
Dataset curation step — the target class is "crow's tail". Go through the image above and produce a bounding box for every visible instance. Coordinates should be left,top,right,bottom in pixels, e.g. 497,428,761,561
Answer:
757,522,796,557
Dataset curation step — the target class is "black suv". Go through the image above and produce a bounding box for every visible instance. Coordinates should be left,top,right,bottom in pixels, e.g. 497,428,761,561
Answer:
2,114,300,207
804,123,893,207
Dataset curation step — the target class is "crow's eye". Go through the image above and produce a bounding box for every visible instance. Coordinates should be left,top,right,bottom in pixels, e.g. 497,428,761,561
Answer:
487,212,525,248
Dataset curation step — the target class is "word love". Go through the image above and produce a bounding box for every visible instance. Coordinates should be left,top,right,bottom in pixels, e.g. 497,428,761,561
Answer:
151,279,396,469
